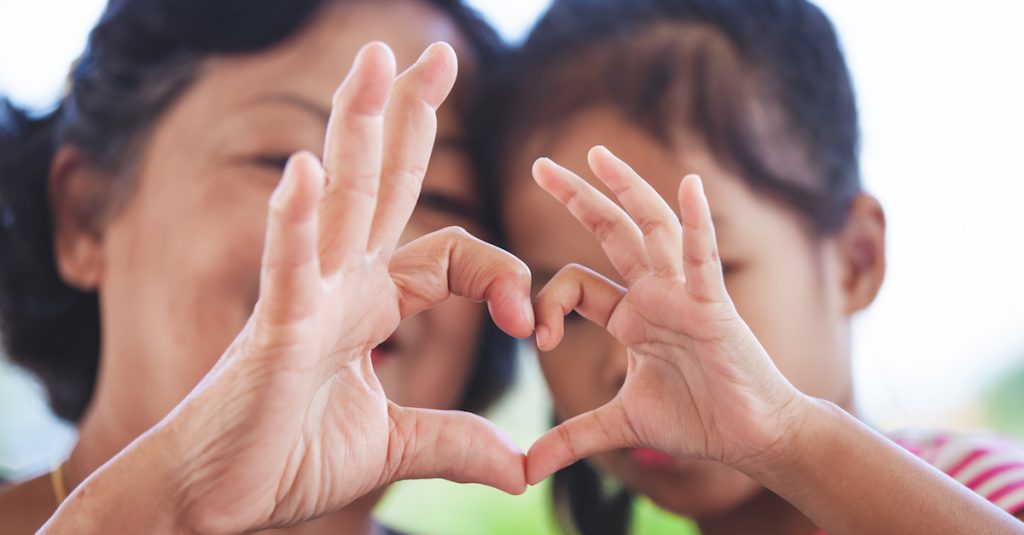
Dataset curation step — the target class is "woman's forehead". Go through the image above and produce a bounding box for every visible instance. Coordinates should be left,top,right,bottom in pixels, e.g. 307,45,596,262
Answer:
196,0,471,116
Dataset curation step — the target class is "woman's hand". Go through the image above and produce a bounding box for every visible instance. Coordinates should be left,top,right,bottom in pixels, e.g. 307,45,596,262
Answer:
43,42,532,535
525,146,807,484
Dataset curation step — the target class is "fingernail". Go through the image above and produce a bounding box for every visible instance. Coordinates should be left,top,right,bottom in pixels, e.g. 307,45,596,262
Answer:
523,296,536,329
536,325,550,350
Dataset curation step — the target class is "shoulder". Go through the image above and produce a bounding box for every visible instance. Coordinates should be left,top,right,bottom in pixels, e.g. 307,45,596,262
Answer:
890,429,1024,517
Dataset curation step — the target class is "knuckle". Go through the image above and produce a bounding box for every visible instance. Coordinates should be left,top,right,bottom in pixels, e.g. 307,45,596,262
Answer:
588,218,618,243
636,217,663,237
439,225,472,241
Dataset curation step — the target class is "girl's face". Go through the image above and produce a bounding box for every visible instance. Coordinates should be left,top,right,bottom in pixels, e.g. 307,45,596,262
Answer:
63,1,488,434
504,107,858,517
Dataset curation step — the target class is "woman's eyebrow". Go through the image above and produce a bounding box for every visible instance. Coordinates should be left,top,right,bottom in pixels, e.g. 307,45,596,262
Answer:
245,94,467,154
248,93,331,123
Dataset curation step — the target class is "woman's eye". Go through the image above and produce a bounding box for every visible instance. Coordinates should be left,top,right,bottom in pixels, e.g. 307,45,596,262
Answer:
721,261,741,277
249,154,293,171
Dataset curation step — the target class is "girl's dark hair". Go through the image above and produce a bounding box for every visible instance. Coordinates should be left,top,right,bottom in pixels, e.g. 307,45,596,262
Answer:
481,0,860,533
0,0,512,423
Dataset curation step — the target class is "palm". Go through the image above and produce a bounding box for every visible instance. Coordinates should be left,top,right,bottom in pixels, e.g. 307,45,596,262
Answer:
169,43,531,533
526,147,798,485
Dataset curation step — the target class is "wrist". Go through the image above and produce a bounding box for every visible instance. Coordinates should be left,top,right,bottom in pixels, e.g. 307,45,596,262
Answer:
40,421,197,534
733,390,820,479
737,395,846,496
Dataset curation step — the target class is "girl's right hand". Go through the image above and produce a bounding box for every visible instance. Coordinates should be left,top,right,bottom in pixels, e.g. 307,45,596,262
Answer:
524,147,1024,534
525,146,808,483
43,42,533,535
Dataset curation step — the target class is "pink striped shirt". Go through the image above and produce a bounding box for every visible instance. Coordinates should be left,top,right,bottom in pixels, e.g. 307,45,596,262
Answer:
890,430,1024,515
815,430,1024,534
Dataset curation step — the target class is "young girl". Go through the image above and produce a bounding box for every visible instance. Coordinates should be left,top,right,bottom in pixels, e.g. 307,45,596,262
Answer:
487,0,1024,533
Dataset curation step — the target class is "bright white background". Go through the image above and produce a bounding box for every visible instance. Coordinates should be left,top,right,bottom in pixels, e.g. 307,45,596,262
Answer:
1,0,1022,479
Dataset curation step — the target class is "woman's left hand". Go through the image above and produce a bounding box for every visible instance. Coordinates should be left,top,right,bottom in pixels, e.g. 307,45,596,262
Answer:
525,146,809,484
40,42,533,535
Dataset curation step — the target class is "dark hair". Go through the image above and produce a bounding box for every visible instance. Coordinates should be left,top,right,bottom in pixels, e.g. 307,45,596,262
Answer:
481,0,860,533
0,0,512,423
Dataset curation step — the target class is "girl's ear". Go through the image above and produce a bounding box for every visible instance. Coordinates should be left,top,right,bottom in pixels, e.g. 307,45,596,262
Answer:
48,146,112,291
837,194,886,314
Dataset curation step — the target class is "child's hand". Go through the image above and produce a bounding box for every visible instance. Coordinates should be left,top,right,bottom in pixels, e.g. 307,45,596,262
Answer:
526,146,810,484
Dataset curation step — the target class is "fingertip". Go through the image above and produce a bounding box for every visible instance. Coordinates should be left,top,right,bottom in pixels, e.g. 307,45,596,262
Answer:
413,41,459,109
681,173,703,197
343,41,397,115
522,294,536,332
535,324,550,351
425,41,458,73
487,279,534,339
272,152,323,219
360,40,398,74
587,144,610,162
532,157,553,182
525,440,560,486
679,173,711,226
506,455,529,495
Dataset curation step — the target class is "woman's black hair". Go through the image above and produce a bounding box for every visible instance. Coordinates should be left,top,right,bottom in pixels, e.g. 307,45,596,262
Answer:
480,0,860,533
0,0,512,423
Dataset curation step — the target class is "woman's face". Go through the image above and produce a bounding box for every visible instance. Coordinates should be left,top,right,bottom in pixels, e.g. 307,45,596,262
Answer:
86,0,488,432
504,108,857,518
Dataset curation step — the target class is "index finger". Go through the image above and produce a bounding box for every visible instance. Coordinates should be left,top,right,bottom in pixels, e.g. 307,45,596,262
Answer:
388,226,535,339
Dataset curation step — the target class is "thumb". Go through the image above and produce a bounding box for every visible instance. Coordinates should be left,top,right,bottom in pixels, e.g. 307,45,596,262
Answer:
384,403,527,495
525,399,637,485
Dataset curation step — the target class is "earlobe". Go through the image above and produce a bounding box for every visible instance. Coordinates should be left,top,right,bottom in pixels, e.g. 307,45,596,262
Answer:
48,146,111,291
839,194,886,314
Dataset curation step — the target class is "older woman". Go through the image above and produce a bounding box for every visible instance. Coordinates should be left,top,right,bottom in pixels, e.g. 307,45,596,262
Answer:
0,1,529,533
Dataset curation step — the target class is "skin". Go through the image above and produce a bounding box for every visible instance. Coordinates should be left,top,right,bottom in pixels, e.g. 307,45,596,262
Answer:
505,108,860,521
14,46,1022,535
506,109,1024,533
41,41,533,534
0,2,506,533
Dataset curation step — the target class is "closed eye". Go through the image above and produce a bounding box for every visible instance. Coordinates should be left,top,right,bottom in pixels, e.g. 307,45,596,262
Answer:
249,154,293,171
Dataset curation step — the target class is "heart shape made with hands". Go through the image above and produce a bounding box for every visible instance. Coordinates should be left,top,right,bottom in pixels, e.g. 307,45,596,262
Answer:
174,40,794,534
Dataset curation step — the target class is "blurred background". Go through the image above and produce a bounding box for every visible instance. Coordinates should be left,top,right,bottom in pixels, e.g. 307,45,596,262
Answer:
1,1,1022,533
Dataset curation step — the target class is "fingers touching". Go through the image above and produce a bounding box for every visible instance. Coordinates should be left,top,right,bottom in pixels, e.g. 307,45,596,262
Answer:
533,264,625,351
526,401,636,485
386,403,527,495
